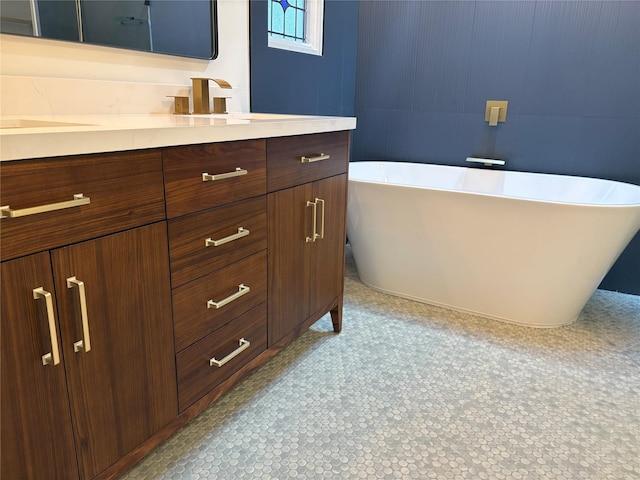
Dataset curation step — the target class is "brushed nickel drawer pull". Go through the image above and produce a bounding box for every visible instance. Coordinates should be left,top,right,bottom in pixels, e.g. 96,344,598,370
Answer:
316,198,325,240
300,153,330,163
67,277,91,353
33,288,61,366
202,168,247,182
207,284,250,309
306,200,318,243
205,227,250,247
1,193,90,219
209,338,251,368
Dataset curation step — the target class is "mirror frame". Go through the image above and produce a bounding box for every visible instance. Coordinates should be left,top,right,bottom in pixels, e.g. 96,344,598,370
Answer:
0,0,218,60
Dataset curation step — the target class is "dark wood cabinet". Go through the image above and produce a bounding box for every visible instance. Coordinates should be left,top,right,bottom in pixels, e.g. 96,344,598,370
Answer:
308,174,348,322
1,224,177,480
1,152,176,480
163,139,266,218
0,150,166,262
167,196,267,289
172,250,267,353
1,254,80,480
266,131,349,192
176,303,268,411
51,224,177,479
266,131,349,346
267,174,347,345
164,141,269,415
1,129,351,480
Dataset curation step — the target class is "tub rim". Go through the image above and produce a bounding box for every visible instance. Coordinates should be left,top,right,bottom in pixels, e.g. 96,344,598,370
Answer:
348,160,640,208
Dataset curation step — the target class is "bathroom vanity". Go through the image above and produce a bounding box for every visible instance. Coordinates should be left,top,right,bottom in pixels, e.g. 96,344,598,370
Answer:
0,113,355,479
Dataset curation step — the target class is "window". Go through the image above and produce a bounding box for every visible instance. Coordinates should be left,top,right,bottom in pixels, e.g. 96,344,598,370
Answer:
268,0,324,56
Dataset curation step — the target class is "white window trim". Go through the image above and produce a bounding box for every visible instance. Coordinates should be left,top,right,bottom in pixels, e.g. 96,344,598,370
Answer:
268,0,324,56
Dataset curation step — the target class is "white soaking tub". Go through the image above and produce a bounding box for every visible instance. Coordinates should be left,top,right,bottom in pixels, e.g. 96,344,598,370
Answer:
347,161,640,327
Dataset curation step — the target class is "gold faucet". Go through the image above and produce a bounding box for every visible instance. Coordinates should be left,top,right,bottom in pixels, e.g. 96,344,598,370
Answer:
191,78,232,114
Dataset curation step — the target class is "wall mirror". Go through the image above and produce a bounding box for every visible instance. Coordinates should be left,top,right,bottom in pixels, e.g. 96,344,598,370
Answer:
0,0,218,60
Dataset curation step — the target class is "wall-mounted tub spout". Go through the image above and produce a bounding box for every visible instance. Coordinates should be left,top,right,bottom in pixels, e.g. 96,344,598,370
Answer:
466,157,506,167
485,100,508,126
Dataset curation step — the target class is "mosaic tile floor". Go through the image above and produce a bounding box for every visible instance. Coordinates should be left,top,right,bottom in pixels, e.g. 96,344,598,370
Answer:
122,249,640,479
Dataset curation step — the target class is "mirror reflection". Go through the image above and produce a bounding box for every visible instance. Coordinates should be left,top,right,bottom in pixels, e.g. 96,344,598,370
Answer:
0,0,217,60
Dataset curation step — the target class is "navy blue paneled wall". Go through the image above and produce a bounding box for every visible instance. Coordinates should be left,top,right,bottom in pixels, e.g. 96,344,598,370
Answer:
250,0,358,116
353,1,640,294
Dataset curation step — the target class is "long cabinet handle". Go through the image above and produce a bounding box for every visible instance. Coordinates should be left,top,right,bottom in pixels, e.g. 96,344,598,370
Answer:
67,277,91,353
300,153,330,163
209,338,251,368
207,284,250,309
205,227,250,247
315,198,325,240
33,288,61,366
1,193,90,219
306,200,318,243
202,168,247,182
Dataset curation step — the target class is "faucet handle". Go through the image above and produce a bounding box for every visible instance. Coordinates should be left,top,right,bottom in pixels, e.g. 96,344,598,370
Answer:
167,95,190,115
211,79,233,113
212,98,228,114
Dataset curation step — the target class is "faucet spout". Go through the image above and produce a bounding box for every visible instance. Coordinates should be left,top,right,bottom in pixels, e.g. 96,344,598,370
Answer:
190,78,233,114
191,77,211,114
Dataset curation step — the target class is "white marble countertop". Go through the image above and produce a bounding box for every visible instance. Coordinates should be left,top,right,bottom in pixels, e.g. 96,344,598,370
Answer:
0,113,357,161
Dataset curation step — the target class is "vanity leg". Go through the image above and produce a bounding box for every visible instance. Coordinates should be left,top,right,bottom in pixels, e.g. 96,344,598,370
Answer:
330,295,343,333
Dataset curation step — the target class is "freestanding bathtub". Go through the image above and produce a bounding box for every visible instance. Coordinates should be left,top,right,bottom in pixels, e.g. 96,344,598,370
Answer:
347,161,640,327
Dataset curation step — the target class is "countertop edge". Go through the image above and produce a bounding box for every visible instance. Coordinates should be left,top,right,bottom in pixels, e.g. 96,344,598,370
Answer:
0,116,357,161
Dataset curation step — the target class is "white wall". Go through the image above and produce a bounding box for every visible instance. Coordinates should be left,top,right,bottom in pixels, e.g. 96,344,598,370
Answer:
0,0,250,114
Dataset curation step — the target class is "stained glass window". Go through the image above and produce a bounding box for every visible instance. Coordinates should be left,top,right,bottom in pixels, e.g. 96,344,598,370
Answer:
267,0,324,56
268,0,306,42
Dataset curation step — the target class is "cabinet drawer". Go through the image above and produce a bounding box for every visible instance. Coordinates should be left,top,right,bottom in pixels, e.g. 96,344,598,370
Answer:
173,250,267,352
163,140,266,218
176,303,267,412
267,131,349,192
168,197,267,288
0,150,166,261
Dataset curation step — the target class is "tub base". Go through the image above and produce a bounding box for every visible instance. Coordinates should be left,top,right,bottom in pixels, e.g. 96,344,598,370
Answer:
358,276,579,328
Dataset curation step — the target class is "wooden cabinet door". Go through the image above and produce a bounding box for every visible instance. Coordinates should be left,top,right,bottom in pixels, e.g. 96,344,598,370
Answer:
51,223,177,479
267,174,347,345
309,174,347,317
1,253,79,480
267,182,313,345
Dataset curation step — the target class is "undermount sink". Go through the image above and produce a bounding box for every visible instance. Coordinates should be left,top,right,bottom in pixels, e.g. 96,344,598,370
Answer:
0,119,90,129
